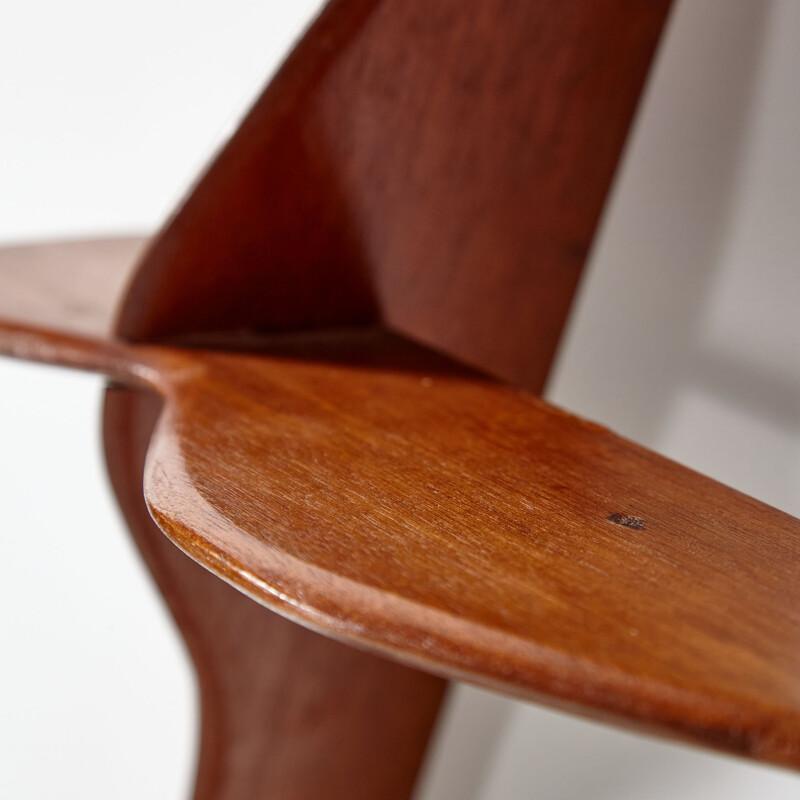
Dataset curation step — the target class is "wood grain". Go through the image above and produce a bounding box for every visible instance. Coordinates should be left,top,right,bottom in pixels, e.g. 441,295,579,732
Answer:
0,1,678,794
104,386,445,800
4,319,800,770
0,237,145,337
119,0,672,391
101,1,672,794
0,239,448,798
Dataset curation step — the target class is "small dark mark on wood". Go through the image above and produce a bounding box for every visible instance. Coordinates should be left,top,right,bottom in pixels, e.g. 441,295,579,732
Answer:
607,513,646,530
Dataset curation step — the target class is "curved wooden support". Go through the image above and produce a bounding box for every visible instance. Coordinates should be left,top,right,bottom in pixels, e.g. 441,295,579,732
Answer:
0,0,678,795
104,386,445,799
0,241,448,798
93,1,673,793
120,0,672,391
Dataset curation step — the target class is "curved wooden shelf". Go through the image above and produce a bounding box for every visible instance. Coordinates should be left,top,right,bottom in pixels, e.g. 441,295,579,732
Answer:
0,237,145,338
3,258,800,769
4,1,794,790
129,332,800,769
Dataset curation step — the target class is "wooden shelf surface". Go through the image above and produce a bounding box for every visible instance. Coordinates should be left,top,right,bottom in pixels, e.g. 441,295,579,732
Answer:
2,241,800,769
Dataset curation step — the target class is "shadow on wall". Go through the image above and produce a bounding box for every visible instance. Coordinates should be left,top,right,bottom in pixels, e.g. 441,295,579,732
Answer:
548,0,776,445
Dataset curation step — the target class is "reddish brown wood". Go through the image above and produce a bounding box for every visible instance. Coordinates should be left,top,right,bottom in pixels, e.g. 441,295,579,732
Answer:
4,317,800,770
0,238,449,797
104,386,445,800
119,0,672,391
101,1,673,795
0,237,145,337
0,0,675,795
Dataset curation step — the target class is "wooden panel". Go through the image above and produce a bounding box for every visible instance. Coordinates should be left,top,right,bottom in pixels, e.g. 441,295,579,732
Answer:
3,319,800,769
118,0,672,391
139,330,800,769
0,238,145,338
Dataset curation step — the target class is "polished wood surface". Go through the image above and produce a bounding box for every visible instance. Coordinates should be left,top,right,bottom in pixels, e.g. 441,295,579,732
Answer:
0,239,448,798
1,1,681,794
105,386,445,800
119,0,672,391
0,237,145,337
101,1,673,795
3,314,800,770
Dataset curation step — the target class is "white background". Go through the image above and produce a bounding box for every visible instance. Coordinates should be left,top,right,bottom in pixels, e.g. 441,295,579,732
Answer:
1,1,799,797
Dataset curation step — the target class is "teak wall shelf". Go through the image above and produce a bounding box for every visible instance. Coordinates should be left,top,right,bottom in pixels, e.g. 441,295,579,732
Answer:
3,1,799,797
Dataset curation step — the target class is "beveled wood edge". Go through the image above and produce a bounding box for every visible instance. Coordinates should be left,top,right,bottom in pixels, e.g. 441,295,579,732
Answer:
4,319,800,769
147,462,796,767
142,389,800,769
103,385,448,799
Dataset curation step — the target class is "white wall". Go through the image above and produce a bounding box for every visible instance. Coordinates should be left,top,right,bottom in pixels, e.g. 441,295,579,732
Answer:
1,1,798,797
